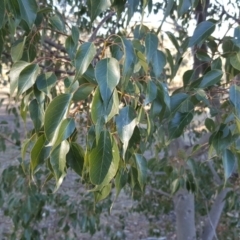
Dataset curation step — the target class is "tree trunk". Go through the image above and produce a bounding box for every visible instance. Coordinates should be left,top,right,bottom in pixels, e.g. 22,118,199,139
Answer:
174,189,196,240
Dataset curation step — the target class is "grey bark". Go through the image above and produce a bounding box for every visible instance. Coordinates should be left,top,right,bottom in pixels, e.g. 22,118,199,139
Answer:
174,189,196,240
201,188,231,240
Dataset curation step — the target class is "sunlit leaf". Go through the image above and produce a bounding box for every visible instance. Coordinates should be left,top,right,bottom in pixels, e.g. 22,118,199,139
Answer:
11,37,26,62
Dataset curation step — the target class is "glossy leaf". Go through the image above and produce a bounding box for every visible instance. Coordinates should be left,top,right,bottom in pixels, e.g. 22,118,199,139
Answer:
31,135,51,174
145,80,157,105
151,50,166,79
230,52,240,71
168,112,193,140
49,15,65,32
145,33,158,64
222,149,236,183
75,42,96,78
88,0,111,22
44,94,72,144
94,184,111,203
66,142,84,176
134,154,147,190
89,130,113,185
170,93,188,113
18,64,40,96
116,106,137,158
52,118,75,150
9,61,30,95
29,99,44,132
95,58,120,105
199,70,223,88
189,21,215,47
50,140,70,191
72,83,95,102
36,72,57,95
18,0,38,27
11,37,26,62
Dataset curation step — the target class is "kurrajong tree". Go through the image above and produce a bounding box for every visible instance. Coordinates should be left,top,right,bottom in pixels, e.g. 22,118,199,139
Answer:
1,0,240,239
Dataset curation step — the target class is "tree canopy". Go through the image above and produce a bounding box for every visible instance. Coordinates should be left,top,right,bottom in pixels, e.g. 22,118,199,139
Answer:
1,0,240,239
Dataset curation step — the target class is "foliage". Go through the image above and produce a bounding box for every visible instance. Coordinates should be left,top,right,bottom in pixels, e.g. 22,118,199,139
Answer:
1,0,240,238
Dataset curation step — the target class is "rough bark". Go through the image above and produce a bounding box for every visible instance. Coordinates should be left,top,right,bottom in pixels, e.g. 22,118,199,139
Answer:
174,189,196,240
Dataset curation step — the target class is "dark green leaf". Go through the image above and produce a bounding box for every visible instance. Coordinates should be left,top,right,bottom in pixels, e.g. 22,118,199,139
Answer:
71,26,79,44
50,140,70,191
168,112,193,140
65,36,76,60
145,33,158,64
229,84,240,117
95,58,120,105
44,94,72,144
116,106,137,158
18,0,38,27
75,42,96,78
222,149,236,182
134,153,147,190
127,0,139,24
88,0,111,22
151,50,166,79
11,37,26,62
205,118,215,132
49,15,65,32
89,130,113,185
115,168,128,197
166,31,180,52
36,72,57,95
66,142,84,176
145,80,157,105
170,93,188,112
233,26,240,48
9,61,30,95
18,64,40,96
199,70,223,88
29,99,44,132
230,52,240,71
178,0,191,16
31,135,51,174
189,21,215,47
72,83,95,102
0,1,5,29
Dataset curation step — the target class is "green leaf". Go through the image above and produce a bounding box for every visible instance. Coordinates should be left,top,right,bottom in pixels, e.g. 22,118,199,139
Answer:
160,0,174,29
145,80,157,105
137,51,148,73
21,134,37,160
168,112,193,140
18,64,40,96
95,58,120,105
127,0,139,24
18,0,38,27
50,140,70,191
230,52,240,71
75,42,96,78
11,37,26,62
29,99,44,132
229,85,240,117
116,106,137,158
66,142,84,176
0,1,5,29
36,72,57,95
222,149,236,183
233,26,240,48
71,26,79,44
44,94,72,144
170,93,188,112
134,154,147,190
145,33,158,64
9,61,30,95
151,50,166,79
65,36,77,60
205,118,215,132
88,0,111,22
189,21,215,47
49,15,65,32
89,130,113,185
199,70,223,88
94,184,111,203
178,0,191,16
31,135,51,174
91,87,119,124
166,31,180,52
115,168,128,197
52,118,75,150
121,38,135,86
72,83,95,102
